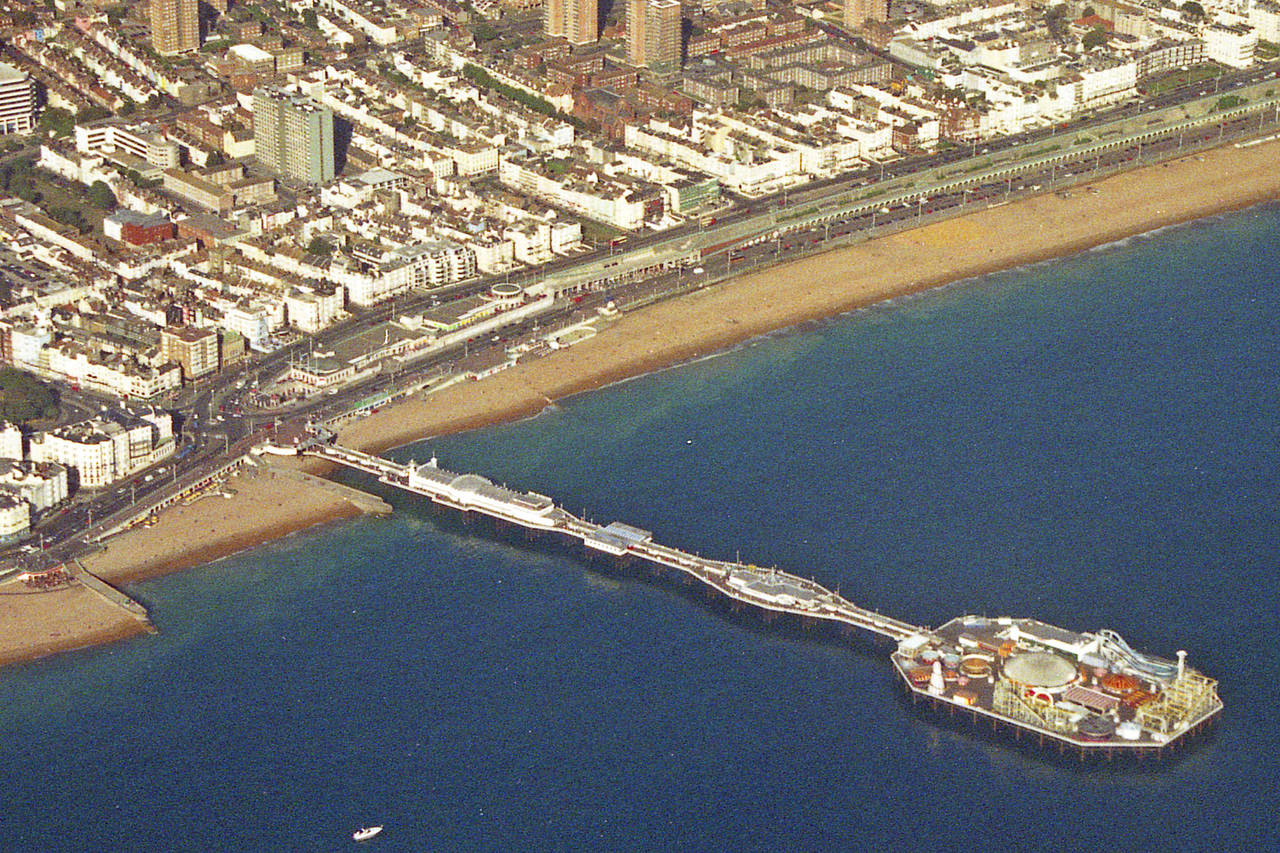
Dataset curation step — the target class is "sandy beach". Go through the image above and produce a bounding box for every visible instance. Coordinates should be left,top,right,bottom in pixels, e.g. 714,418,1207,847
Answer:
82,462,366,584
0,578,150,667
11,137,1280,668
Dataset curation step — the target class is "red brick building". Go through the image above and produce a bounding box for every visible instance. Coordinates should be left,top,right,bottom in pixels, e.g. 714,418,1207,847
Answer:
102,211,175,246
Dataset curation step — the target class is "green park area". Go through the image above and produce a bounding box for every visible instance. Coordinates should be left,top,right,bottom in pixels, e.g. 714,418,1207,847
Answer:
0,369,57,426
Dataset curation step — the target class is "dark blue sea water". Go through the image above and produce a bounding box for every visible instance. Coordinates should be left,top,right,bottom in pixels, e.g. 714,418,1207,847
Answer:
3,206,1279,852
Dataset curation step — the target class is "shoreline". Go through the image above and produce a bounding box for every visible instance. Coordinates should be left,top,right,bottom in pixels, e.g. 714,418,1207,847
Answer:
81,461,370,585
9,137,1280,669
0,580,152,668
337,141,1280,455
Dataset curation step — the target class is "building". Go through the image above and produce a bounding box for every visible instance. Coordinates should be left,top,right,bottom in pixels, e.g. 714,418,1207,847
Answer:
229,43,276,76
0,63,35,136
163,168,233,214
103,210,176,246
1204,24,1256,70
0,460,69,513
253,87,336,185
332,241,478,306
150,0,200,56
160,326,219,382
0,422,22,460
1251,1,1280,43
28,411,175,490
75,121,181,170
0,493,28,543
546,0,598,45
844,0,889,30
220,329,246,368
628,0,682,70
283,286,344,333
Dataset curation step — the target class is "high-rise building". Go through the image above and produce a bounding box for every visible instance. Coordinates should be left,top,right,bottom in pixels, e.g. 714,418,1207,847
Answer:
150,0,200,56
160,326,219,382
0,64,34,135
253,87,335,185
844,0,889,30
627,0,682,69
545,0,598,45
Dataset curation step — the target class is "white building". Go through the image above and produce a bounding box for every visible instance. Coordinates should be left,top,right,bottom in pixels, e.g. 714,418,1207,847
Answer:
0,63,35,135
1066,59,1139,109
44,344,182,399
1249,1,1280,43
1204,24,1257,68
28,411,175,490
0,493,29,543
75,121,181,170
9,326,52,368
623,119,810,197
0,460,69,512
284,285,345,333
333,241,478,306
498,158,648,229
0,422,22,460
219,303,274,351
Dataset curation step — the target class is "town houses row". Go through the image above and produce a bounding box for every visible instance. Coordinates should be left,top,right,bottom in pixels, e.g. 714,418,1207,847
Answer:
0,0,1273,405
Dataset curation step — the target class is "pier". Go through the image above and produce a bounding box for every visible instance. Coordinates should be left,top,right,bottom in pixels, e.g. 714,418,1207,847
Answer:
308,443,921,641
304,439,1223,758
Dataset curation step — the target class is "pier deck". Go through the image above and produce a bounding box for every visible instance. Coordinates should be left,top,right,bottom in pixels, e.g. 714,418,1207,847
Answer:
308,444,921,641
306,442,1222,757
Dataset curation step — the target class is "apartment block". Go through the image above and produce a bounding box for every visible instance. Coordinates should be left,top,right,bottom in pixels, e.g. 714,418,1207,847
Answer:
546,0,599,45
0,63,35,135
628,0,682,70
253,87,336,184
151,0,200,56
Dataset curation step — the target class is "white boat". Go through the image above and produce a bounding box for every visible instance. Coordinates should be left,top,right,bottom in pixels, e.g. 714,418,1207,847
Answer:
353,826,383,842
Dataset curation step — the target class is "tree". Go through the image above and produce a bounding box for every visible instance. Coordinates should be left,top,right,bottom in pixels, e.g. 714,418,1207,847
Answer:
1181,1,1206,21
88,181,117,210
0,368,57,425
48,206,91,234
302,8,318,29
1082,27,1108,51
207,150,226,167
38,107,76,138
307,237,334,255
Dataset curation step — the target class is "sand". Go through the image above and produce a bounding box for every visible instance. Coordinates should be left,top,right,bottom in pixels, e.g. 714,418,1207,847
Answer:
11,137,1280,668
81,462,363,584
0,578,150,667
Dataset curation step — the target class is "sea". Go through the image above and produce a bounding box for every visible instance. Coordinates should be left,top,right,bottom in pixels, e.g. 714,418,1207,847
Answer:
3,204,1279,852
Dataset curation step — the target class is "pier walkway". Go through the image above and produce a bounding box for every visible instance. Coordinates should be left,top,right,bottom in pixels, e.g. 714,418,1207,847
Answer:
308,444,921,641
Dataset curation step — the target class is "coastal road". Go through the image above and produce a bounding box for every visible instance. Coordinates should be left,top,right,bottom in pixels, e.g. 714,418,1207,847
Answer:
14,68,1280,565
